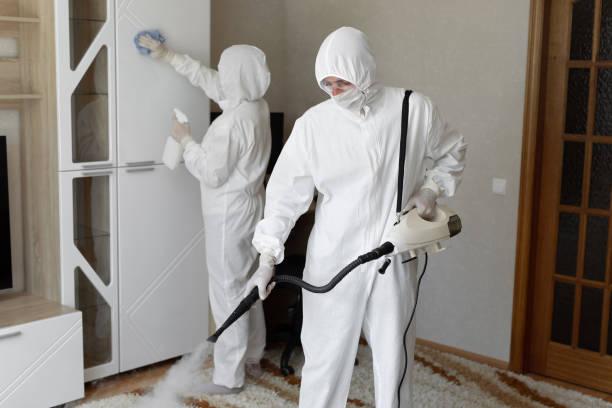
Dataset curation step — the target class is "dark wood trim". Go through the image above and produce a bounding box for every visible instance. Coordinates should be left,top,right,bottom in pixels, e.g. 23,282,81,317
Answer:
416,338,508,370
509,0,547,372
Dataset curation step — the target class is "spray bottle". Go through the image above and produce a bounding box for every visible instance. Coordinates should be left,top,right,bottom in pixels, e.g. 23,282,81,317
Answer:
162,108,189,170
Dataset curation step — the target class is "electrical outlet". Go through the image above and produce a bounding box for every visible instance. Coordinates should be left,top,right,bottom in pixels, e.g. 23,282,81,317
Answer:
492,178,507,195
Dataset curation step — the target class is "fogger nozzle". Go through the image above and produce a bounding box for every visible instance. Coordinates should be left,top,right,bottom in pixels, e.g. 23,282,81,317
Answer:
207,287,260,343
357,241,395,263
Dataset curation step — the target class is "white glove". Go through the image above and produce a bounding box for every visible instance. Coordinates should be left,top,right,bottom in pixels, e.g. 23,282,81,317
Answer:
405,188,438,220
138,34,175,62
171,112,192,145
245,254,276,300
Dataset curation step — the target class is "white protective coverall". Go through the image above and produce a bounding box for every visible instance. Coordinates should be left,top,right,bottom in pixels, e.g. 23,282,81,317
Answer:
252,27,466,407
171,45,271,388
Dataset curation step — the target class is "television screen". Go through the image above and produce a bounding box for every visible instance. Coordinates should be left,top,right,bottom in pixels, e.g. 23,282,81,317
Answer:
0,136,12,290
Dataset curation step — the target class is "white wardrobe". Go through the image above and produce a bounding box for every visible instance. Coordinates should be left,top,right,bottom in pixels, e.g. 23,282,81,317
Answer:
55,0,210,381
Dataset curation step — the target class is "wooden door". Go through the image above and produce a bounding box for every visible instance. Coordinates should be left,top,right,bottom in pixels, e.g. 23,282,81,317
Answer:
529,0,612,392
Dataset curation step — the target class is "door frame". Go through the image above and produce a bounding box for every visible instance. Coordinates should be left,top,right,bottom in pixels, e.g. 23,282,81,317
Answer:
510,0,548,372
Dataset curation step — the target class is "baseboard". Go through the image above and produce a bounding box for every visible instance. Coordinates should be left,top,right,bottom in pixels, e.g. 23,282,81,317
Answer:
416,338,509,370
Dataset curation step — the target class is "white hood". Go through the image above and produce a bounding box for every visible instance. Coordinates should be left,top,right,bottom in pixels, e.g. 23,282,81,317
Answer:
315,27,377,93
218,45,270,109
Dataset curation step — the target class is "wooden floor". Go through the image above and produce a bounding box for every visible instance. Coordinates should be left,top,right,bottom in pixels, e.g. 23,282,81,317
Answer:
79,358,177,403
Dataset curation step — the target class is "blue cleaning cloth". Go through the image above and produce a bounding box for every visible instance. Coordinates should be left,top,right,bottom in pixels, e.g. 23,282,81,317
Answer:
134,30,166,55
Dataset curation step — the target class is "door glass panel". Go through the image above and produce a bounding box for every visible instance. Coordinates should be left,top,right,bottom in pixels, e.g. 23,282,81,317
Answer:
588,143,612,209
556,213,580,277
595,69,612,136
599,0,612,60
584,216,609,282
73,175,111,285
571,0,595,60
72,47,109,164
578,286,603,352
551,281,575,345
565,68,591,134
560,141,585,206
75,267,112,368
69,0,107,69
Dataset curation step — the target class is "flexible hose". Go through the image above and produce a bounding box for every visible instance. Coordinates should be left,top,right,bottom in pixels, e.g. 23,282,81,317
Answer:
271,241,394,293
207,242,395,342
271,259,361,293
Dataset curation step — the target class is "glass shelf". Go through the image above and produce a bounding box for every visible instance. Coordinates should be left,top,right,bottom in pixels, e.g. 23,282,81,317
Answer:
0,94,42,100
0,16,40,23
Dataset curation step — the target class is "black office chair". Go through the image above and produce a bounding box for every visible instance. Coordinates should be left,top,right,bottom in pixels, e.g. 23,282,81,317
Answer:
265,254,305,376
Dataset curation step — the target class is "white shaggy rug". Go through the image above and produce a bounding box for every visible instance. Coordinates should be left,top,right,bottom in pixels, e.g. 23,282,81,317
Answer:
72,344,612,408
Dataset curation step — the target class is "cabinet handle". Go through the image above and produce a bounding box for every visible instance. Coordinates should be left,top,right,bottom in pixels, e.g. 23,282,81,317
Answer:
81,170,113,177
125,161,155,167
81,163,113,169
0,331,21,340
126,167,155,173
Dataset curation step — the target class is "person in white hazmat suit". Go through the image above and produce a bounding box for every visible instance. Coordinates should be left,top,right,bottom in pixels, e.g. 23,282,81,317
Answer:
138,35,271,394
246,27,467,407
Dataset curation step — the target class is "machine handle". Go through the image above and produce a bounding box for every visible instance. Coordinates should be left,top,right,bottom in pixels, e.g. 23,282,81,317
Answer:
125,160,155,167
81,163,113,169
0,331,22,340
81,170,113,177
126,167,155,173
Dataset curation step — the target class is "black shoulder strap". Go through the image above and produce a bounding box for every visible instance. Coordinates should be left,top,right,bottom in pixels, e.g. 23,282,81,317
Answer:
397,90,413,214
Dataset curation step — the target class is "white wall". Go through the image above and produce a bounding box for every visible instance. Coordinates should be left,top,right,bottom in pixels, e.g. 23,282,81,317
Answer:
212,0,532,362
393,2,530,363
211,0,286,113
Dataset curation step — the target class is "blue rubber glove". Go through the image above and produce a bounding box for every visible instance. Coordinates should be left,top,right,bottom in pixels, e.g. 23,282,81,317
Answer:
133,30,166,56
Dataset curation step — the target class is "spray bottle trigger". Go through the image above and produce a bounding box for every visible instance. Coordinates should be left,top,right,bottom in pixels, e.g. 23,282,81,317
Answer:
378,258,391,274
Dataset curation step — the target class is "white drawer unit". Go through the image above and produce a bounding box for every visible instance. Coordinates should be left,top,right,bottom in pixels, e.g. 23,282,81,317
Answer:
0,295,84,408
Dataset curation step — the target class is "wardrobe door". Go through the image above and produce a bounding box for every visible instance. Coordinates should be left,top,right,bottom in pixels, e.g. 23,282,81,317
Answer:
56,0,117,171
59,169,119,381
115,0,211,167
117,163,207,371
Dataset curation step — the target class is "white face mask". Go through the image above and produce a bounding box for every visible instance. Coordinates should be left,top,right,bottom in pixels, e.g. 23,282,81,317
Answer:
332,87,366,116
